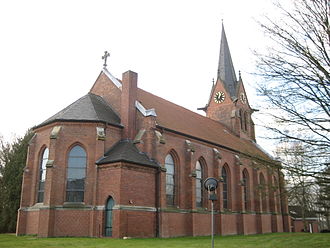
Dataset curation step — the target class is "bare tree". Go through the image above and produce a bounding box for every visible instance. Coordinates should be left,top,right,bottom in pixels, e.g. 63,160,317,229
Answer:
275,141,318,231
316,165,330,230
255,0,330,178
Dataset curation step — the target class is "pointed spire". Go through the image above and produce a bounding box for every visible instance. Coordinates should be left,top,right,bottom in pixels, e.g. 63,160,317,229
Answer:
217,23,237,98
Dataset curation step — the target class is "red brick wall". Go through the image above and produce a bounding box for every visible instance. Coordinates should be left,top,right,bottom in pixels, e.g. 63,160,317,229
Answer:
161,212,192,237
53,209,91,236
261,214,272,233
25,211,39,235
220,214,237,235
125,211,156,237
243,214,257,234
277,215,284,232
192,212,211,236
90,72,122,115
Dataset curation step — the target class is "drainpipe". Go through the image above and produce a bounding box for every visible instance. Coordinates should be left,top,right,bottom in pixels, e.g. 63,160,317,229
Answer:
277,168,287,232
155,166,161,237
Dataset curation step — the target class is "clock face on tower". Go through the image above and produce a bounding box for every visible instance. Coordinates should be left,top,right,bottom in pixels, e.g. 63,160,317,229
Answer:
214,91,225,103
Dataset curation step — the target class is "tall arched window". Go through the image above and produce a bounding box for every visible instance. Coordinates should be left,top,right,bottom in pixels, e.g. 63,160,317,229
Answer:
196,160,203,208
165,154,175,206
259,173,267,212
66,145,87,202
274,176,280,213
244,112,248,131
37,148,49,203
239,109,244,130
222,166,229,209
242,169,249,211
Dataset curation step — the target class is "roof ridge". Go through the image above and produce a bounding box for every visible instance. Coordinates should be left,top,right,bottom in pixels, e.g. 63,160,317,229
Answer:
137,88,234,134
88,93,102,121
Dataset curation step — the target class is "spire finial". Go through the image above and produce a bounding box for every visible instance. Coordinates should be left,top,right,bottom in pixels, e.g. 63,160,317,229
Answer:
239,70,242,80
102,51,110,68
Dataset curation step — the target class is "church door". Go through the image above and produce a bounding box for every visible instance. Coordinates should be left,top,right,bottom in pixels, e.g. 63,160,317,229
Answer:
105,197,115,237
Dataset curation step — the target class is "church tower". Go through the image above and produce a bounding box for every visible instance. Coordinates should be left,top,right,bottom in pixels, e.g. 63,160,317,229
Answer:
200,23,256,141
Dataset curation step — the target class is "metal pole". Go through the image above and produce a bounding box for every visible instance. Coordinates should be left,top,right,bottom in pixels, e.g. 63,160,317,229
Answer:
211,200,214,248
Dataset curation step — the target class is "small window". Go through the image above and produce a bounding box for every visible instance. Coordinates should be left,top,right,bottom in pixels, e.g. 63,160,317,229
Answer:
37,148,49,203
66,145,87,202
196,161,203,208
165,154,175,206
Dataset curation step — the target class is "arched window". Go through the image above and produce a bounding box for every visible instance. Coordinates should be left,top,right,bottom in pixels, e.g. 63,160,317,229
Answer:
259,173,267,212
244,112,248,131
196,160,203,208
239,109,244,130
66,145,87,202
274,176,280,213
165,154,175,206
221,166,229,209
37,148,49,203
242,169,249,211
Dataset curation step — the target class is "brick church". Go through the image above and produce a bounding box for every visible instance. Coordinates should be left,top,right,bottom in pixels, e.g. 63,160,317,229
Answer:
17,24,291,238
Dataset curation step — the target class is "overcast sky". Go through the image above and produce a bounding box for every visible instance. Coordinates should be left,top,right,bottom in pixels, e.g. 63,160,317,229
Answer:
0,0,277,152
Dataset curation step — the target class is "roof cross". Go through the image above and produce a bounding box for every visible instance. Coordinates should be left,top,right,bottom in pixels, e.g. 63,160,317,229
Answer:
102,51,110,68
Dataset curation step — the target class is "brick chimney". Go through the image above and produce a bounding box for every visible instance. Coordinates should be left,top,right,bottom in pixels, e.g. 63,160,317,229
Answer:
121,70,138,139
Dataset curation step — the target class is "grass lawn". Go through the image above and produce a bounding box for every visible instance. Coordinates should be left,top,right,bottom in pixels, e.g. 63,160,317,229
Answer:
0,233,329,248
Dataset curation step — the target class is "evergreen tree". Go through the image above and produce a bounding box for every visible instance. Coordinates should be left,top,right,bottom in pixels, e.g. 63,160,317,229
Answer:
0,131,34,233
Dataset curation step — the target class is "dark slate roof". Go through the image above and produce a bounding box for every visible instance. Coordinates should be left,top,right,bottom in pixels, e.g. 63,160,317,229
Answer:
35,93,121,128
96,139,159,168
217,23,238,98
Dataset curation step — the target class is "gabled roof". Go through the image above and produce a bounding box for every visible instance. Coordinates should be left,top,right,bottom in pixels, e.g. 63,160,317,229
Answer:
217,23,238,98
96,139,159,167
137,88,272,162
35,93,121,128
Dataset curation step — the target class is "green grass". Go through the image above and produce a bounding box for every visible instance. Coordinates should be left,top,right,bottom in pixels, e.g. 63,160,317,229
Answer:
0,233,329,248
